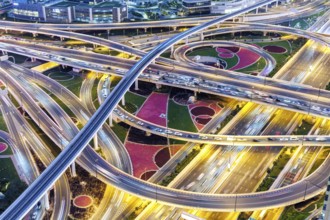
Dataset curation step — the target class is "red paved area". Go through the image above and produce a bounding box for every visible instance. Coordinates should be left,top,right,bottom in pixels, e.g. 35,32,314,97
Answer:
216,47,235,58
140,170,157,180
188,101,222,130
169,145,183,156
125,141,165,178
73,195,93,208
0,143,7,153
136,92,168,126
230,48,260,70
263,45,287,54
154,147,171,167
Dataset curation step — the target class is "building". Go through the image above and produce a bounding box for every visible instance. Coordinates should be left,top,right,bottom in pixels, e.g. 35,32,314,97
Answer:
10,0,127,23
182,0,211,15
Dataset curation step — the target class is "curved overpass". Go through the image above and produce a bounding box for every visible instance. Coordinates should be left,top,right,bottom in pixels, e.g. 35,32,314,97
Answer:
1,1,329,218
173,40,276,76
1,37,330,120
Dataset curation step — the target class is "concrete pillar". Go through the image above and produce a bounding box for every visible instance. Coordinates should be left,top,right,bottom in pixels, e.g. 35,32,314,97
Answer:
60,37,64,41
109,114,113,127
135,79,139,90
185,37,188,45
265,4,268,12
146,131,151,136
94,135,99,150
275,0,278,7
156,84,162,89
71,162,76,177
172,26,177,31
4,29,7,34
200,32,204,41
263,31,267,37
107,29,110,35
216,24,220,29
256,7,259,14
44,192,50,210
144,28,147,32
194,90,197,97
33,33,38,38
170,45,174,57
121,95,125,106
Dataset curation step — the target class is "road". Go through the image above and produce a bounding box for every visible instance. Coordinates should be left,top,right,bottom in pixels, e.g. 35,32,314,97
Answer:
1,0,330,218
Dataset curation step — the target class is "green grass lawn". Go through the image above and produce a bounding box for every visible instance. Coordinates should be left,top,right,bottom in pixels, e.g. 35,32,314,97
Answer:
167,100,197,132
222,54,239,69
0,112,8,132
111,123,129,143
0,158,27,214
187,47,219,58
0,158,19,180
119,92,146,114
239,57,266,74
48,72,83,97
293,120,314,135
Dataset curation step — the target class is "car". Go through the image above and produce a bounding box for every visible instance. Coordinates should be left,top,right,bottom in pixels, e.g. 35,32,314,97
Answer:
32,212,37,219
137,121,144,126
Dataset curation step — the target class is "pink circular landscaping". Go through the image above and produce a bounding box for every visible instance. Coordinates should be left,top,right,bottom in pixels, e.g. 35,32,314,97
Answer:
263,45,287,54
218,52,234,58
154,147,171,167
140,170,156,180
73,195,93,208
195,117,212,125
0,143,8,153
191,106,215,117
216,47,235,59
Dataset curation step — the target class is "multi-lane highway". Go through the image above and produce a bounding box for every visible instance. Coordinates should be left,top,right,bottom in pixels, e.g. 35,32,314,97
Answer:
2,1,330,219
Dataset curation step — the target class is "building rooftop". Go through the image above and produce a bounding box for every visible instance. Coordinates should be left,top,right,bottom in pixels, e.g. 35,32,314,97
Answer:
51,1,79,7
94,1,122,8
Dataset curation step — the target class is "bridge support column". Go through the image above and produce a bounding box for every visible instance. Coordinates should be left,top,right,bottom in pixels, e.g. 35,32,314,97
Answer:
185,37,188,45
216,24,220,29
146,131,151,136
265,4,268,12
33,33,38,38
256,7,259,14
194,91,197,97
144,28,147,32
263,31,267,37
135,79,139,90
4,29,7,34
109,114,113,127
172,26,177,31
275,0,278,7
170,45,174,58
121,95,125,106
44,192,50,210
200,32,204,41
94,135,99,151
60,37,64,41
156,84,162,89
71,162,76,177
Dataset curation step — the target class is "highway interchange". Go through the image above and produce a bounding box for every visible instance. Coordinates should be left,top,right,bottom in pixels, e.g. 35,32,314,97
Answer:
1,0,330,219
